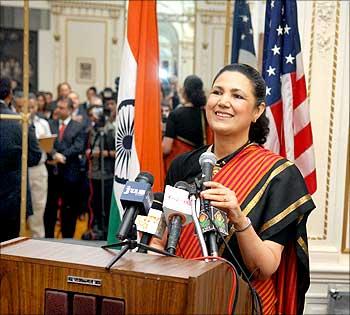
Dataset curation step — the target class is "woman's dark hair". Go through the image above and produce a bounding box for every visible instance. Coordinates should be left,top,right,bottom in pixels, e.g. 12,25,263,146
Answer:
212,63,269,144
183,75,206,108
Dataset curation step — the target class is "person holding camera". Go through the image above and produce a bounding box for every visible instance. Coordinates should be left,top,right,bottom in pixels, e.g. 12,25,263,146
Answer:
84,96,116,240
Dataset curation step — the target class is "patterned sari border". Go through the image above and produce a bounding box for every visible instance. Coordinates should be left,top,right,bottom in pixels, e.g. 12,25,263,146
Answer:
220,161,294,253
260,195,312,233
242,161,294,216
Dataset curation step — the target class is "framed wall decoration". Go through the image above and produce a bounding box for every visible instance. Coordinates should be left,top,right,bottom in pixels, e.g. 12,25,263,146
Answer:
76,57,95,84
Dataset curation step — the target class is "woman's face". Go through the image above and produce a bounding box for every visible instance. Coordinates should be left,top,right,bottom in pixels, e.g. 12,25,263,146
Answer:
205,71,264,139
37,95,46,109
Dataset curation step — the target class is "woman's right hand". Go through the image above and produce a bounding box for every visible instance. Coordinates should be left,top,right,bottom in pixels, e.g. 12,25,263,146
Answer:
200,181,248,229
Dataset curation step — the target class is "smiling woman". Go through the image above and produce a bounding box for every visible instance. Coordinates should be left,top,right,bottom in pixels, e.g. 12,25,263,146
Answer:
163,63,315,314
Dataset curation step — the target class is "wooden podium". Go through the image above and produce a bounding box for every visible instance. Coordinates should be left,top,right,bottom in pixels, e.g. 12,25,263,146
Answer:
0,238,252,314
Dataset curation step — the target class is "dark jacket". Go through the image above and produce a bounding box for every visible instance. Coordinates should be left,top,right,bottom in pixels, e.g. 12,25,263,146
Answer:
0,101,42,219
48,118,86,182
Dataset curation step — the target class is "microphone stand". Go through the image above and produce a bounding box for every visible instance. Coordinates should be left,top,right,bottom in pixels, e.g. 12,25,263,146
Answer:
195,177,219,257
189,195,208,258
102,223,175,270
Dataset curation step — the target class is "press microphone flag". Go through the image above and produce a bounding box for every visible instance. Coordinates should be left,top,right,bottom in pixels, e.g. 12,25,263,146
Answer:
117,172,154,240
163,185,193,255
163,185,192,225
198,207,228,236
135,192,166,240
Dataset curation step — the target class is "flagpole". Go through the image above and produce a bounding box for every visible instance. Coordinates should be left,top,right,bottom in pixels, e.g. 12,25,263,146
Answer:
20,0,30,236
224,0,232,65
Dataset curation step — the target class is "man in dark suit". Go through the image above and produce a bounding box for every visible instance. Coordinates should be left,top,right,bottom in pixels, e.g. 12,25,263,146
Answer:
0,77,42,242
44,96,86,238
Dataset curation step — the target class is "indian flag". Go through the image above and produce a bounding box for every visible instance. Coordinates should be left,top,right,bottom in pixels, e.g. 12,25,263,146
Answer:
107,0,164,244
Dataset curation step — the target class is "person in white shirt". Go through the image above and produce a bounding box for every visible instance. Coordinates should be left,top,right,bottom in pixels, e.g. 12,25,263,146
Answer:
27,94,52,238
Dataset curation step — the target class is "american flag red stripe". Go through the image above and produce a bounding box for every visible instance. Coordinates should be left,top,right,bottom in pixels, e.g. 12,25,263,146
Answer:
263,0,316,195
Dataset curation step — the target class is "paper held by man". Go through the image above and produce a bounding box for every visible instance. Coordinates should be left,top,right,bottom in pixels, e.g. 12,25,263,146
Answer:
38,134,57,153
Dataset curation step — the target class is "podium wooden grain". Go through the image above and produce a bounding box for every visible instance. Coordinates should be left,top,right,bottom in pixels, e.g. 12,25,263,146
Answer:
0,238,252,314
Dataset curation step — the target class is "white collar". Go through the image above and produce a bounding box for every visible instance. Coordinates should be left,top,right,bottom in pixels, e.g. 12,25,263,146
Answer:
59,116,71,126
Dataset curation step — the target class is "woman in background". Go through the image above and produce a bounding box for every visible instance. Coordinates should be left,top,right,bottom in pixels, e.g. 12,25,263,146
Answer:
162,75,210,171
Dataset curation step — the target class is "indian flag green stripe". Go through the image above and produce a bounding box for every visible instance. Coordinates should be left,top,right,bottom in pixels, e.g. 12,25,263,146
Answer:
107,193,122,245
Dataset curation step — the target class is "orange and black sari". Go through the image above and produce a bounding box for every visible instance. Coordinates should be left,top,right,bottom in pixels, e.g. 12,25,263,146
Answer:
167,143,315,314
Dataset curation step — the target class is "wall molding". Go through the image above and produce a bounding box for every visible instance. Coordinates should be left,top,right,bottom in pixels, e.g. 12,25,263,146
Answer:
309,0,340,241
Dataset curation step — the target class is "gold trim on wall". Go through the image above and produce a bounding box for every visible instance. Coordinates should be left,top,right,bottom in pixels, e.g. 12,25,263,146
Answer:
49,0,124,18
64,18,108,87
341,130,350,253
309,0,341,241
307,1,316,99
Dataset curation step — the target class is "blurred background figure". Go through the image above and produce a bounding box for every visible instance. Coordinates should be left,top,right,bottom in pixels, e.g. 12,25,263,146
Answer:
162,74,208,171
82,91,116,240
36,91,51,119
83,86,98,110
46,82,72,114
44,91,53,107
27,93,52,238
167,75,180,110
68,91,89,130
44,96,85,238
161,101,171,136
0,77,41,242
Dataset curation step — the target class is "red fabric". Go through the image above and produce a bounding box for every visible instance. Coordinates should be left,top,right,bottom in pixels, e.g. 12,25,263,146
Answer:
58,123,66,141
273,242,298,315
251,278,277,314
164,138,194,173
175,145,286,313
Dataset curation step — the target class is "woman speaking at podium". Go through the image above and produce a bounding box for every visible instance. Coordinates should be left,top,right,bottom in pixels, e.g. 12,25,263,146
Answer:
161,64,315,314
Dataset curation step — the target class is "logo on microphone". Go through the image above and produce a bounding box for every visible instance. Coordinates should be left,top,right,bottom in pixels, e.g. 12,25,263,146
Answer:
124,185,146,196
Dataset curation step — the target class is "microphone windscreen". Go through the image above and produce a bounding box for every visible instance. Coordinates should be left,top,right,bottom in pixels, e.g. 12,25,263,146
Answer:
135,171,154,186
174,181,191,191
199,151,217,168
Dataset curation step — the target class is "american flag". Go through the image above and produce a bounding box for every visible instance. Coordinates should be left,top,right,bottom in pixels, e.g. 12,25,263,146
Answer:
231,0,257,69
262,0,317,194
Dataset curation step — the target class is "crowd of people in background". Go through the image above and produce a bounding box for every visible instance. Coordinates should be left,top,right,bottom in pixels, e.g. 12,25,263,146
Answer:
0,73,209,242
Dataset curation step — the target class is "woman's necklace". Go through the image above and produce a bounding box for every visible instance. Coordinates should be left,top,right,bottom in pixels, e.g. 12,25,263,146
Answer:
211,140,252,175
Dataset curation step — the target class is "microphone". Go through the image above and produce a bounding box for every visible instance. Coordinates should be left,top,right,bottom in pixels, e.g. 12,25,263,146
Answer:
199,151,217,183
198,152,220,256
135,192,166,253
163,184,193,255
174,181,209,257
117,172,154,241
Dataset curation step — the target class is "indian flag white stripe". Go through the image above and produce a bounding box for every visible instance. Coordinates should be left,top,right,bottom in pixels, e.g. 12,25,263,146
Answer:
108,28,140,245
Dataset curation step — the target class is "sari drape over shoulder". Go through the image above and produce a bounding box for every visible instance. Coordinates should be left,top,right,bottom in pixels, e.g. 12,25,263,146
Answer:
175,144,315,315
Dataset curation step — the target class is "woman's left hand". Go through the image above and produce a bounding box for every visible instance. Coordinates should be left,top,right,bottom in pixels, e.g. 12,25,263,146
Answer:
200,181,245,225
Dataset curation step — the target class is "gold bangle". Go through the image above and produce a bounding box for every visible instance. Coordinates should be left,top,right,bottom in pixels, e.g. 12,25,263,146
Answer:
235,217,252,233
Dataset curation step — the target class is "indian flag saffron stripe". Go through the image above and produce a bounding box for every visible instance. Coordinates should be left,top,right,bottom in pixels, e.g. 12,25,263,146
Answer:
107,0,164,245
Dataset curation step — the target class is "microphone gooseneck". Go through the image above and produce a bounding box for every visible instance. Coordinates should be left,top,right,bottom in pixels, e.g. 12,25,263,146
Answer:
199,152,219,257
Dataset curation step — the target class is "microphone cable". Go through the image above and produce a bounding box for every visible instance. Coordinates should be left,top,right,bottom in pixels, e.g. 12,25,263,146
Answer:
205,212,262,315
192,256,238,315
